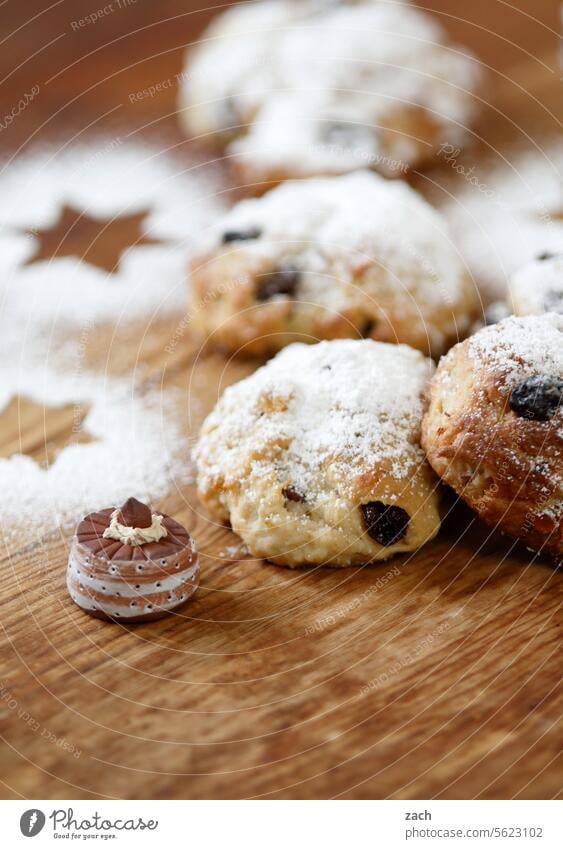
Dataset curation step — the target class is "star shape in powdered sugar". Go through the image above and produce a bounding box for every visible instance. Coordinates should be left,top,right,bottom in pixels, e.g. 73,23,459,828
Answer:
22,204,163,273
0,396,96,469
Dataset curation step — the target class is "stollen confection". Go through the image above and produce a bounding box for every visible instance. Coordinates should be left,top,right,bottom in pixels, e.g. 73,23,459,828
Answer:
189,171,479,358
422,314,563,558
195,339,441,567
179,0,481,191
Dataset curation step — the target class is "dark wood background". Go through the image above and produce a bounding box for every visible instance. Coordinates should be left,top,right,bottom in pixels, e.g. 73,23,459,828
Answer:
0,1,561,800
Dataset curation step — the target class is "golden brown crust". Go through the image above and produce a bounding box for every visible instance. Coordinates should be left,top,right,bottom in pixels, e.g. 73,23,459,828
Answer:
422,324,563,558
190,251,478,359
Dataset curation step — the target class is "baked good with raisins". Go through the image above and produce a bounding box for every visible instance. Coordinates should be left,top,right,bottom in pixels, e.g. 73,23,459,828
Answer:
189,172,479,358
195,339,441,567
178,0,481,192
422,314,563,558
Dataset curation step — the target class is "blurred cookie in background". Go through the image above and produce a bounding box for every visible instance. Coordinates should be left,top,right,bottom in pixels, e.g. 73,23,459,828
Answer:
179,0,482,192
189,172,479,358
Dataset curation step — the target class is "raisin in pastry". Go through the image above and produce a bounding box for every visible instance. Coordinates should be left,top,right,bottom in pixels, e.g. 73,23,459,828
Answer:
189,172,478,358
422,314,563,558
195,339,441,567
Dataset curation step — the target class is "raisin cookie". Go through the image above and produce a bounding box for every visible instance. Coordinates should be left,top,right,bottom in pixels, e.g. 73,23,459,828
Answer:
195,339,441,567
179,0,481,191
189,172,479,358
422,314,563,558
509,253,563,316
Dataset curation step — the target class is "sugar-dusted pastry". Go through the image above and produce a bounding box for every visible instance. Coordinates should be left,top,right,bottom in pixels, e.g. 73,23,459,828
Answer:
509,252,563,316
189,172,479,358
67,498,199,622
179,0,481,190
422,314,563,558
195,339,441,567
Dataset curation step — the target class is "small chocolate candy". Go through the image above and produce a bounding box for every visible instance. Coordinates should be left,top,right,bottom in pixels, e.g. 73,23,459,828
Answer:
509,375,563,421
222,226,262,244
116,496,152,528
361,501,410,546
256,267,300,301
67,500,199,623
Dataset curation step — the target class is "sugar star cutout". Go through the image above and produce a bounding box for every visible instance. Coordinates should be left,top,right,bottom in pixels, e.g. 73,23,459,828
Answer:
22,204,163,273
0,396,96,468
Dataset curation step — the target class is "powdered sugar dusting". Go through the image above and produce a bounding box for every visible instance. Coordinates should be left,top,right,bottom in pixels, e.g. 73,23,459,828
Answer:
0,139,221,543
440,142,563,302
509,254,563,315
468,313,563,387
196,339,435,499
0,139,226,334
207,171,470,312
181,0,480,174
0,365,193,543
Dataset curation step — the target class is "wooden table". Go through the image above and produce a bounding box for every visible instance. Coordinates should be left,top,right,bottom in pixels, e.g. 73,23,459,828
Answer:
0,1,561,800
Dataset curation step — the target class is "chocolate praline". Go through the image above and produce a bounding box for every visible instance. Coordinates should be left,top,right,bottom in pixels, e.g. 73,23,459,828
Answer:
66,499,199,623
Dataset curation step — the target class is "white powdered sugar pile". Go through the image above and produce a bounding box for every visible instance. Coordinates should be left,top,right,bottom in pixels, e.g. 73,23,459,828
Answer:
0,139,223,542
181,0,480,174
207,171,469,310
0,363,194,543
439,142,563,302
468,313,563,387
0,139,226,334
0,138,225,236
196,338,435,499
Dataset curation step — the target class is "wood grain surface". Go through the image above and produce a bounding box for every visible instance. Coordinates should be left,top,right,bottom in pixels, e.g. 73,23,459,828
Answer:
0,1,561,800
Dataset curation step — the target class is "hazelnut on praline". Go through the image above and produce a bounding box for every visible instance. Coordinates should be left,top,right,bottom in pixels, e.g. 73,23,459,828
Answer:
116,496,153,528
